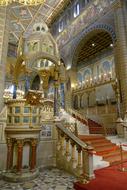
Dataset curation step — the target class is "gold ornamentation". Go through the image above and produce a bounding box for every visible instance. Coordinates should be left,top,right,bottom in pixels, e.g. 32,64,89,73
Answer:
38,69,51,90
25,90,43,105
0,0,45,6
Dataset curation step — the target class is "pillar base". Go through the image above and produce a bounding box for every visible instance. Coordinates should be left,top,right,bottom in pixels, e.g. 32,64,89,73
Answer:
2,169,39,182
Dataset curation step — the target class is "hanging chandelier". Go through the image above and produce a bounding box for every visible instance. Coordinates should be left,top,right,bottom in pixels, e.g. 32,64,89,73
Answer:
0,0,45,6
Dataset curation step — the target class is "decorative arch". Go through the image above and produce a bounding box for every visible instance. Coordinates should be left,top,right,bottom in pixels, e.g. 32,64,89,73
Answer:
71,23,116,67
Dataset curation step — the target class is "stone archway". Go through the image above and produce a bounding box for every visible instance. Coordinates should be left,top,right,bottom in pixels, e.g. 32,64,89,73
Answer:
70,23,116,68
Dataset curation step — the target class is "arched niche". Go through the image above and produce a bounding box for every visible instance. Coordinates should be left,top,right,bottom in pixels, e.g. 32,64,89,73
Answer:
31,75,40,90
22,142,31,169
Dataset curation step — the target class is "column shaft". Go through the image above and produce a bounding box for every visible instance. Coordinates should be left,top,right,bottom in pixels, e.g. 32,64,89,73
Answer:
30,140,37,171
54,81,59,116
17,140,23,172
6,138,13,170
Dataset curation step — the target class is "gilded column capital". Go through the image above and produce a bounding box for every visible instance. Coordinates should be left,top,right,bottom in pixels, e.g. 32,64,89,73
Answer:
31,139,38,146
17,139,23,147
6,137,12,145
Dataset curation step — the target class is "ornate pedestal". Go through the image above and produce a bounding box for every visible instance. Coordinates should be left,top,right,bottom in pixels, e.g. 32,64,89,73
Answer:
3,99,41,182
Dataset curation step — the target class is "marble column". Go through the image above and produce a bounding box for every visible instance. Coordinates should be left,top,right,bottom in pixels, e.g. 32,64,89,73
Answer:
17,140,23,172
13,83,17,99
30,139,37,171
54,81,59,116
82,148,95,180
114,0,127,113
0,7,10,111
65,68,77,111
6,138,13,171
25,73,30,95
76,145,82,176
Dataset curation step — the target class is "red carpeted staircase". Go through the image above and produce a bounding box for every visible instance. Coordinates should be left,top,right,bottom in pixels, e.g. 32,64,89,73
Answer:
72,112,116,135
72,113,105,134
79,135,127,165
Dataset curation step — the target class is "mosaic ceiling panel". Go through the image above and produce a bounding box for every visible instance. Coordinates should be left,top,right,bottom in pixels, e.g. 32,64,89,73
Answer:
9,0,69,43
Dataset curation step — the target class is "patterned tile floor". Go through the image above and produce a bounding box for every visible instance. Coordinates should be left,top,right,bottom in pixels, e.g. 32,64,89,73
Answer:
0,168,76,190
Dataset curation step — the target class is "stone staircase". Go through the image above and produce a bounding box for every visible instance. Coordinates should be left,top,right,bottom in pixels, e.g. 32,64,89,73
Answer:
69,108,117,136
79,135,127,166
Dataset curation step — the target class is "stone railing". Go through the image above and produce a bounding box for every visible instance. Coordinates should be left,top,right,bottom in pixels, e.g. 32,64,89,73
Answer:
55,122,95,180
68,108,88,125
68,108,116,136
63,122,78,137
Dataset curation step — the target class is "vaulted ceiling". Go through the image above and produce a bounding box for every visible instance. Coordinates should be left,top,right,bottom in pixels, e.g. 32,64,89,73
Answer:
9,0,71,43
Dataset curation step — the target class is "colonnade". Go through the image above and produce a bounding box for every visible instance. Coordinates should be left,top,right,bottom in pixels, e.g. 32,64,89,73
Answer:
6,138,38,172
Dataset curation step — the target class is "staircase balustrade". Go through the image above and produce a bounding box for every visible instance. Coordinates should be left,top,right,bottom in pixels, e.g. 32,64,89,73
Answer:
63,121,78,137
68,108,116,136
55,123,95,180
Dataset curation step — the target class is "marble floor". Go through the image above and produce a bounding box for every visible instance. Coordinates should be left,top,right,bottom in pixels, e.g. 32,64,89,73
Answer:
0,168,76,190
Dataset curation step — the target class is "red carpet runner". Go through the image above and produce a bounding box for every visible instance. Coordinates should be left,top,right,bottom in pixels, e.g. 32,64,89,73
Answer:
79,135,127,165
74,162,127,190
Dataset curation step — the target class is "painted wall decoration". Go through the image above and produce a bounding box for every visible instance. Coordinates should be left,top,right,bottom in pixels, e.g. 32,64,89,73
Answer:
75,55,116,109
12,6,31,20
83,68,92,81
56,0,114,47
100,61,111,75
77,55,115,84
77,72,83,83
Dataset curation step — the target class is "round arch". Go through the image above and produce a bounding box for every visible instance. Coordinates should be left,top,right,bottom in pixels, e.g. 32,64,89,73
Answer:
71,23,116,67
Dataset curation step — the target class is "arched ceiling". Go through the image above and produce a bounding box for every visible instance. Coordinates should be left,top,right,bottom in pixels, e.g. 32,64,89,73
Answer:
9,0,71,43
76,31,113,63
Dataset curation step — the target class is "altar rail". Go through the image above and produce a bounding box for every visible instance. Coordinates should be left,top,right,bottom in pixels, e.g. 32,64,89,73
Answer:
55,123,95,180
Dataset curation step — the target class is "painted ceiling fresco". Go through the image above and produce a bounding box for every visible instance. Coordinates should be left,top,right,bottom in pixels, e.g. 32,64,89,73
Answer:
9,0,68,43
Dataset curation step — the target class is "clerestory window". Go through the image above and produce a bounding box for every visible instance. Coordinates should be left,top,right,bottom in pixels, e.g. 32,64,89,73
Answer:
73,2,80,18
58,20,64,33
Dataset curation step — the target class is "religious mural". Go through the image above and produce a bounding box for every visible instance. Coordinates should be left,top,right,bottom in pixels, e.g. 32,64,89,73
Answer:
56,0,114,47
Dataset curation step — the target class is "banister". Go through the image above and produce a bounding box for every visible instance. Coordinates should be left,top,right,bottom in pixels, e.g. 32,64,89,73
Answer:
55,120,95,180
68,108,88,123
56,122,93,151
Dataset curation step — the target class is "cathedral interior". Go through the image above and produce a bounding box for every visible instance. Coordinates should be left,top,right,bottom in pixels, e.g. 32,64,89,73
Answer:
0,0,127,190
